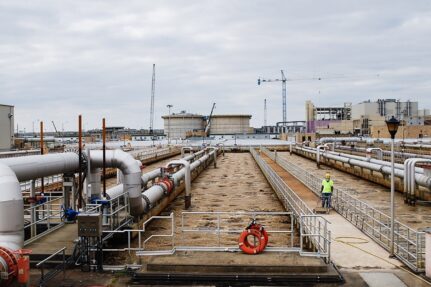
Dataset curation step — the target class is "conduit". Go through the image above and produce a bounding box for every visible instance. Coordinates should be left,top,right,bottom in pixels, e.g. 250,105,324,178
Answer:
138,149,216,212
336,145,431,160
293,146,431,190
166,160,191,208
89,150,144,216
0,163,24,251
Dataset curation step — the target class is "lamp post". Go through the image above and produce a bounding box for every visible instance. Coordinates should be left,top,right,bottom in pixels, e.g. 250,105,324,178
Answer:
167,104,173,144
386,115,400,257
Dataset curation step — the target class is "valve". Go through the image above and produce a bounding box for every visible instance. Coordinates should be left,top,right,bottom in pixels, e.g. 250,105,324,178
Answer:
13,249,32,285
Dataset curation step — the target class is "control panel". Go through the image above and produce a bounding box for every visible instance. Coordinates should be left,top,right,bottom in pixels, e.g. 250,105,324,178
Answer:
77,213,102,237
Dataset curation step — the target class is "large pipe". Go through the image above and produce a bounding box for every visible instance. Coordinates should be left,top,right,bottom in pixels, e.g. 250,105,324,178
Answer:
336,145,431,161
319,137,363,144
294,145,431,190
207,147,218,168
89,150,144,216
0,163,24,251
0,153,80,182
166,160,191,209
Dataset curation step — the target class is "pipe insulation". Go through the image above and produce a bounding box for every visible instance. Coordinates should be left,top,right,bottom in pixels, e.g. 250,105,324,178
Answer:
89,150,144,216
0,163,24,251
335,145,431,160
294,146,431,190
0,152,80,182
139,150,216,213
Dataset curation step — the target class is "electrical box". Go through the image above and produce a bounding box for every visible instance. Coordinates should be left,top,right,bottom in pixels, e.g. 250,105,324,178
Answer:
78,213,102,237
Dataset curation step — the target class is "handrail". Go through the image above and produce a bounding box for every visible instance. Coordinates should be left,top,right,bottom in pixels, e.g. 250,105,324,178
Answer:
262,146,425,272
250,148,331,261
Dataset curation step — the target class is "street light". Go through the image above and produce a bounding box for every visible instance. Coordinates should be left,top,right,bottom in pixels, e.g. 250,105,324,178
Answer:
386,115,400,257
167,104,173,144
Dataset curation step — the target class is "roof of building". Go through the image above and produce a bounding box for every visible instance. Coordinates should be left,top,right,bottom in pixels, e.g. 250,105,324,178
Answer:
0,104,14,108
211,114,252,118
161,113,204,119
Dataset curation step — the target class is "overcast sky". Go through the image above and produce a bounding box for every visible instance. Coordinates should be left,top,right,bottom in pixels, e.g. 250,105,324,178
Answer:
1,1,431,132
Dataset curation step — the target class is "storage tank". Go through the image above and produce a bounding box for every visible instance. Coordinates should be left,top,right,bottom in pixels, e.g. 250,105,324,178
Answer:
209,115,252,135
162,112,205,139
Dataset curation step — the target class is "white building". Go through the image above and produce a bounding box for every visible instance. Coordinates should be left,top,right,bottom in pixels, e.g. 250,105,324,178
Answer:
352,99,425,135
0,104,14,151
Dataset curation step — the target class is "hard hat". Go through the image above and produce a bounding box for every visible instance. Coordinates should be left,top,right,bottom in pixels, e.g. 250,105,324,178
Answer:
325,173,331,179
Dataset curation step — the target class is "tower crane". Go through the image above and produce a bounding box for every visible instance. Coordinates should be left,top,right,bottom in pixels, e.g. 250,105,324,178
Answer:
258,70,287,125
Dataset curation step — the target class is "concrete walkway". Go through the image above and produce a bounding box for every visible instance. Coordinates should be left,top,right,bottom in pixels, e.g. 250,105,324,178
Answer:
260,154,431,286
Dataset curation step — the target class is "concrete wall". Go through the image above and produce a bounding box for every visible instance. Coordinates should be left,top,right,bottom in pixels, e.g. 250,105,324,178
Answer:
210,115,252,135
0,104,14,151
370,124,431,139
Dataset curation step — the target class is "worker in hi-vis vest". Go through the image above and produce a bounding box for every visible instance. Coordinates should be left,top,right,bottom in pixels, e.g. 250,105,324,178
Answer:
321,173,334,209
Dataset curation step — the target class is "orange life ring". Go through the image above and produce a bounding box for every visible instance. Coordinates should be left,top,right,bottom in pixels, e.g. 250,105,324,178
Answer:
244,225,268,252
238,229,263,254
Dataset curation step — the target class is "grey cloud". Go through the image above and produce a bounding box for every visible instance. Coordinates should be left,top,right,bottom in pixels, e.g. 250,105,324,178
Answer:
0,0,430,132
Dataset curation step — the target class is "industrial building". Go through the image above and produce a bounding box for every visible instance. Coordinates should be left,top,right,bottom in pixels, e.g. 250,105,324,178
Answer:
0,104,14,151
305,99,431,137
162,112,252,139
352,99,428,135
305,100,353,134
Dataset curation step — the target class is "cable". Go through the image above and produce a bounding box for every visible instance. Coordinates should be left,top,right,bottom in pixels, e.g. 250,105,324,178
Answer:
334,236,431,286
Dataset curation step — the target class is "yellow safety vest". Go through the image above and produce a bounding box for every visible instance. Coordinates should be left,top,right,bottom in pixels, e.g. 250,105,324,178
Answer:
322,179,333,193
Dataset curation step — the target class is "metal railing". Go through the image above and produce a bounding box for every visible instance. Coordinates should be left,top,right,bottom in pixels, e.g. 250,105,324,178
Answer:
36,247,67,287
132,147,179,162
20,174,63,192
24,196,65,245
262,147,425,272
250,148,331,261
179,211,295,252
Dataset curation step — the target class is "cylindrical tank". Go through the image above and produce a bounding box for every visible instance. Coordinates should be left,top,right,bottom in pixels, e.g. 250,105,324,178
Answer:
209,115,252,135
162,112,205,139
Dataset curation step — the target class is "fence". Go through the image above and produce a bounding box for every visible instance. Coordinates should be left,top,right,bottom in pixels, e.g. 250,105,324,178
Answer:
261,147,425,272
24,196,65,245
250,148,331,261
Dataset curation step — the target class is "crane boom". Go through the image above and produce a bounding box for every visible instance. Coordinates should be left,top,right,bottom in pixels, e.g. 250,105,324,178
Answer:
51,121,61,137
205,103,216,136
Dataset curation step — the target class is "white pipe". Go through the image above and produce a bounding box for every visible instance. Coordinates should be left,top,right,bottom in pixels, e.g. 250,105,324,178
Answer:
366,148,383,160
207,147,218,168
89,150,144,216
407,159,431,201
336,145,431,161
316,145,326,167
319,137,363,143
0,163,24,250
166,160,191,196
181,147,194,158
0,152,80,181
294,145,431,190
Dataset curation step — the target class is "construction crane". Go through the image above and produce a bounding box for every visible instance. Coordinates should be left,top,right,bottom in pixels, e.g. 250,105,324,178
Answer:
149,64,156,135
205,103,216,137
51,121,61,137
264,99,267,127
258,70,287,125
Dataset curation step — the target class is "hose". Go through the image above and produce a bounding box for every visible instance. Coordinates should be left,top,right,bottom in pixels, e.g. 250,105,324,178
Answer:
334,237,431,285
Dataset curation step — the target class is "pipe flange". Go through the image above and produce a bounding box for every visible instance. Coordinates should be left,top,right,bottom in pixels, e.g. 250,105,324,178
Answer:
0,246,18,283
155,182,168,195
142,194,151,213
